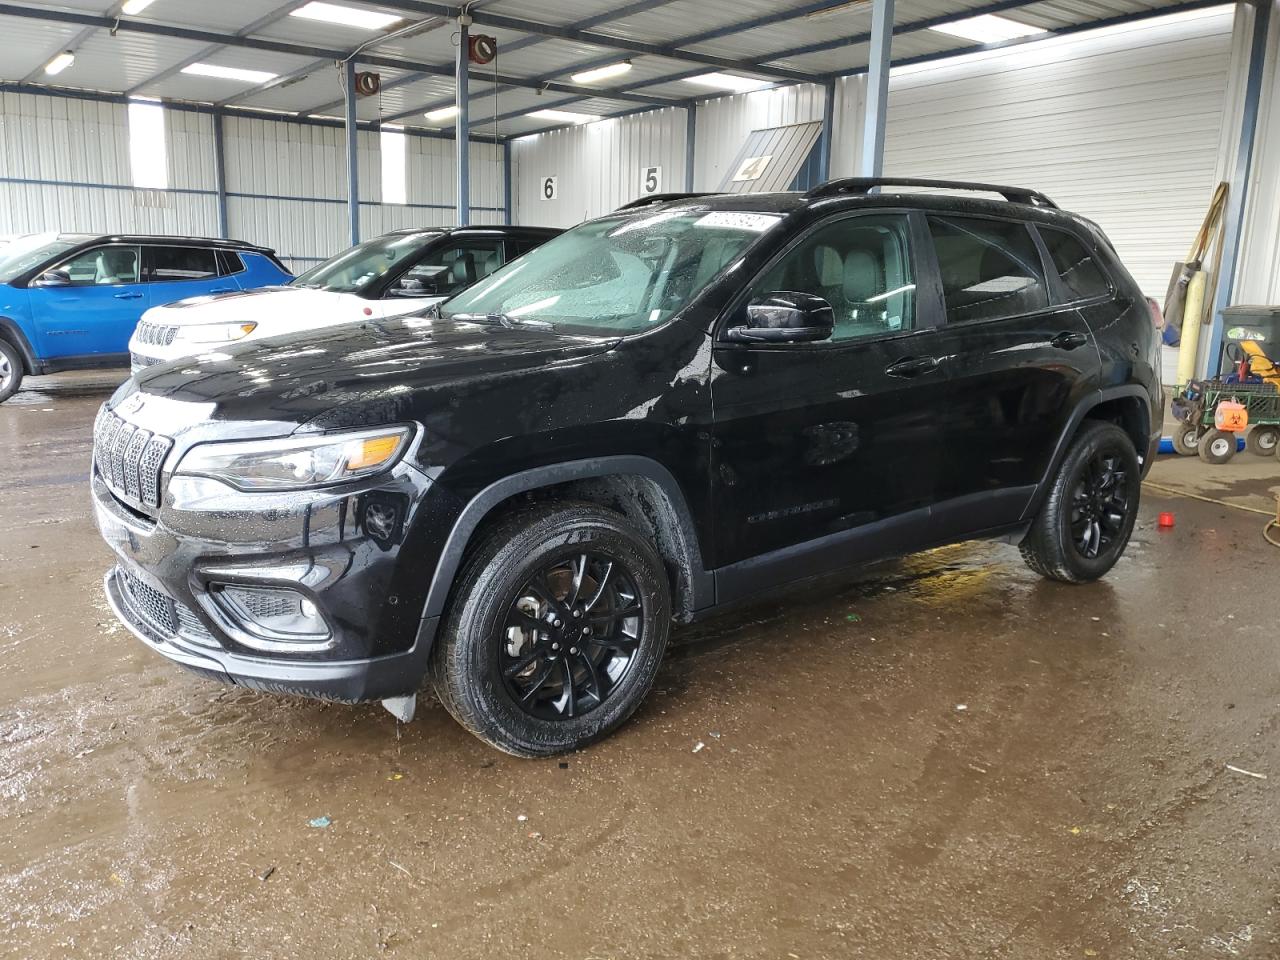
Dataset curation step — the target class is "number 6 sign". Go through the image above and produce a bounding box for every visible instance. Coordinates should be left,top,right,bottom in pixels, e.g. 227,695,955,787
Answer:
540,176,558,200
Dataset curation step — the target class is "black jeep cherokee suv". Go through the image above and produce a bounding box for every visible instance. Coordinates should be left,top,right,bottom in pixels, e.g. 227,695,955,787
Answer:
93,179,1162,757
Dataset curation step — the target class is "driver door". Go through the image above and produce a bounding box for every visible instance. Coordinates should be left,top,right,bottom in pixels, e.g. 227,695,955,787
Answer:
709,212,953,586
27,244,144,359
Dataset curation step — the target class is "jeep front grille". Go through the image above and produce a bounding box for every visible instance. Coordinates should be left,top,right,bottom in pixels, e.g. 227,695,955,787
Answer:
93,405,173,511
135,321,179,346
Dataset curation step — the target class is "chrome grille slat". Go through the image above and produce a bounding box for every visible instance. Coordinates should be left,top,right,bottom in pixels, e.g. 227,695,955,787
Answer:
93,405,172,512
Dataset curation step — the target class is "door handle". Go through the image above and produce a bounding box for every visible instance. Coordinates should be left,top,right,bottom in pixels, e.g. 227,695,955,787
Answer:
113,292,144,300
1050,331,1089,350
884,355,940,378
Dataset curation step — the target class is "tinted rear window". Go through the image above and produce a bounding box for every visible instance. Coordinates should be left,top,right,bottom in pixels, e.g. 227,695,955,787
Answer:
149,246,218,281
1040,227,1111,302
928,215,1049,323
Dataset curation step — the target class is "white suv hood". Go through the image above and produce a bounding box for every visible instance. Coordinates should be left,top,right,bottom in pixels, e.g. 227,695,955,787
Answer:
129,286,444,371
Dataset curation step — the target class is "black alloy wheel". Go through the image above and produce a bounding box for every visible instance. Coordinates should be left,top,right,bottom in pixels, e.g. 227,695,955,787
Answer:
499,552,643,721
1068,450,1132,560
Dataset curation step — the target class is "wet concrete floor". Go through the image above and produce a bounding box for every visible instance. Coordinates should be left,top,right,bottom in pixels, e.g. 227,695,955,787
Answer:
1,371,1278,959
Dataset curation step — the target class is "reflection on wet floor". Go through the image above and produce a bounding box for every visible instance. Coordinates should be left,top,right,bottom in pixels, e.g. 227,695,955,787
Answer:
1,376,1277,959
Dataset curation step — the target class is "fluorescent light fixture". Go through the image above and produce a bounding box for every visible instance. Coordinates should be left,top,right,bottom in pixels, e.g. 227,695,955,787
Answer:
128,99,168,189
930,14,1047,43
43,51,74,75
424,104,459,123
529,109,595,124
571,60,632,84
120,0,157,14
685,72,772,93
289,2,402,30
181,63,278,84
226,105,296,116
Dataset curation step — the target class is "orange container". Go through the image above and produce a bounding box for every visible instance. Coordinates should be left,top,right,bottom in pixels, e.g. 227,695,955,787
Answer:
1215,400,1249,432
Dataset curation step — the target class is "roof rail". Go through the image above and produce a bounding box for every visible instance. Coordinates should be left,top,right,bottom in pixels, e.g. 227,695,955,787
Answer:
803,178,1057,209
616,192,715,211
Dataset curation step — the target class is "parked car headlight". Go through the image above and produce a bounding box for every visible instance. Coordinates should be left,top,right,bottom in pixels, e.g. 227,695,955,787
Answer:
175,427,412,491
174,322,258,344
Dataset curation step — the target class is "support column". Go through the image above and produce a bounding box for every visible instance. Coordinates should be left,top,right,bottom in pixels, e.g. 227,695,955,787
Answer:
344,58,359,245
819,79,835,184
859,0,894,178
503,139,512,225
212,108,229,239
456,14,471,226
684,102,696,191
1206,0,1273,375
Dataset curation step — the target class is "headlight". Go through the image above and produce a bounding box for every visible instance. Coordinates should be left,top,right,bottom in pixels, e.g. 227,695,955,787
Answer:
174,322,258,344
175,427,412,491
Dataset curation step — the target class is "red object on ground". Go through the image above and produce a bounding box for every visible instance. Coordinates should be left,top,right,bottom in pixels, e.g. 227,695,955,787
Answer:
363,307,373,316
1158,512,1176,528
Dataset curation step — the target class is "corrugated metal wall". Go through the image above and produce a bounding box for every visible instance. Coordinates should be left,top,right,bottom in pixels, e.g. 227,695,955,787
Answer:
832,6,1238,297
0,91,504,273
510,107,688,227
1233,3,1280,304
692,84,827,191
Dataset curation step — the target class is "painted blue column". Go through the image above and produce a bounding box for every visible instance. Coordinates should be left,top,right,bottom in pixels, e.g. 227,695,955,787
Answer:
685,102,696,191
212,108,229,238
456,15,471,226
344,57,359,245
859,0,893,178
819,79,835,184
1206,0,1273,376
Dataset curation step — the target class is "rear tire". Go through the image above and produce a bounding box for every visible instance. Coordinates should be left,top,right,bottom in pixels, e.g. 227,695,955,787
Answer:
430,501,671,757
1171,425,1201,457
1020,421,1140,583
1245,426,1278,457
0,339,22,404
1198,427,1236,464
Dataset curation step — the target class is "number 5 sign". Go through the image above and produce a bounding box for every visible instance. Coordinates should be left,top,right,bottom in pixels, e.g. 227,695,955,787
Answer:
640,166,662,195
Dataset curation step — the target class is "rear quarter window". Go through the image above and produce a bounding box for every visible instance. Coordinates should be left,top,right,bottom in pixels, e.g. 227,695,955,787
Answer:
1039,227,1112,302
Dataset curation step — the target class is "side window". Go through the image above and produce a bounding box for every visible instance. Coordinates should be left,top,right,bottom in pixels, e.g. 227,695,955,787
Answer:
390,241,505,298
53,245,141,286
1039,227,1111,302
927,216,1048,323
147,246,219,282
750,215,916,342
217,250,246,276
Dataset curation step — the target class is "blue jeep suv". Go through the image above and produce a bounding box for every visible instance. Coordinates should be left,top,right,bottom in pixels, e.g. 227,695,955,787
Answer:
0,233,290,402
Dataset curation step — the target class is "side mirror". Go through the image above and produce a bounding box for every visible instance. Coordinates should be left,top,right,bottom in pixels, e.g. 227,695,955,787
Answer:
726,292,835,344
33,268,72,288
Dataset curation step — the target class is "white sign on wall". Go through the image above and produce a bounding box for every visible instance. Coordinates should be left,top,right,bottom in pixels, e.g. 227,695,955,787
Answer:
640,165,662,195
540,176,558,200
732,155,772,182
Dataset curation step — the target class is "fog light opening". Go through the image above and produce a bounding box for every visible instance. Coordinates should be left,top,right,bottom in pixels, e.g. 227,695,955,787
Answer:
210,583,331,645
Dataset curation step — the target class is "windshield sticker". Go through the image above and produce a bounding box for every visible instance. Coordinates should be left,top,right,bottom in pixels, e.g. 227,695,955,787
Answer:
694,211,782,233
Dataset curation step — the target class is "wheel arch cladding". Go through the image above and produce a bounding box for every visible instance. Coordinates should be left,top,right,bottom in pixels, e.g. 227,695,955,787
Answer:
421,457,714,627
1083,394,1150,459
0,318,36,375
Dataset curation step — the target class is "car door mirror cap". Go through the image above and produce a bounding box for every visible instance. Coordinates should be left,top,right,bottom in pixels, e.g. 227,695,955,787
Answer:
33,269,72,288
727,292,835,344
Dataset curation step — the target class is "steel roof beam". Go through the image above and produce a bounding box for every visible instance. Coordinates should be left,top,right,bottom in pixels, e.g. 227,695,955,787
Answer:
0,2,679,106
350,0,819,83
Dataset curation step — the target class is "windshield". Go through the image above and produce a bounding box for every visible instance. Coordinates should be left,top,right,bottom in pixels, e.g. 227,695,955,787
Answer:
0,234,84,283
291,232,441,293
441,208,782,336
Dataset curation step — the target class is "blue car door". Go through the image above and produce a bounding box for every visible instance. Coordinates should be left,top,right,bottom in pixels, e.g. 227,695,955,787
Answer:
143,244,235,306
26,244,145,359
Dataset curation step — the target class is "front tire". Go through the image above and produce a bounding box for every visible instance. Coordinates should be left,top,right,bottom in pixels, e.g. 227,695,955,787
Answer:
0,339,22,404
430,502,671,757
1020,421,1140,583
1198,427,1236,464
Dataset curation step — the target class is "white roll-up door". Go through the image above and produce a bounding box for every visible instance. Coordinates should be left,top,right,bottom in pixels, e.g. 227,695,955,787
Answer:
881,6,1237,298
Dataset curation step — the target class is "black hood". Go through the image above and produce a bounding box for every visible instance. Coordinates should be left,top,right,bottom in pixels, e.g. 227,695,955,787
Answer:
131,316,618,430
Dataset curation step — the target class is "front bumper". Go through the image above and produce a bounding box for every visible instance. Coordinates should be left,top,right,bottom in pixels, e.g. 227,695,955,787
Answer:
93,461,438,704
